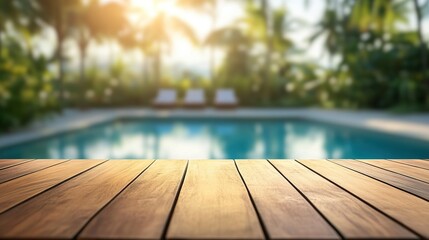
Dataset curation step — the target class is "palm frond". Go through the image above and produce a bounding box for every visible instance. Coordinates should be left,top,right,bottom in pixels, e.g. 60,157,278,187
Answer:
205,27,248,47
170,16,199,45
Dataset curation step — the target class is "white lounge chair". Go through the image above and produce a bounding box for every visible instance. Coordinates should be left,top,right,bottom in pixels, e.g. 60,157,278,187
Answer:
153,89,177,108
214,88,238,108
184,89,206,108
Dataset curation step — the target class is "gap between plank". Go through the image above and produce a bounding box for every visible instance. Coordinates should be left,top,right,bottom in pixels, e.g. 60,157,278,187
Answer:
160,160,189,240
329,160,429,202
296,160,423,239
0,159,35,170
0,159,71,184
0,159,108,214
73,159,157,239
390,160,429,171
359,160,429,184
267,159,344,240
233,159,271,240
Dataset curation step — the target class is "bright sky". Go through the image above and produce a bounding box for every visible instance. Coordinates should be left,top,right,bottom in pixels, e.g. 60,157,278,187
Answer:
33,0,429,77
123,0,324,76
76,0,327,77
126,0,252,77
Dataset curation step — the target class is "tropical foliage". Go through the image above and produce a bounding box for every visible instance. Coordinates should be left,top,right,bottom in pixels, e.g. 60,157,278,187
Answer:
0,37,57,129
0,0,428,131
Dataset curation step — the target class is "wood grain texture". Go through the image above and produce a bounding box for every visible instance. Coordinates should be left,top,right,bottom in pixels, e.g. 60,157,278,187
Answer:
0,160,104,214
0,159,427,240
271,160,416,239
167,160,264,240
332,160,429,200
80,160,187,240
236,160,338,240
0,160,153,239
362,160,429,183
299,160,429,238
0,159,68,183
392,159,429,170
0,159,32,170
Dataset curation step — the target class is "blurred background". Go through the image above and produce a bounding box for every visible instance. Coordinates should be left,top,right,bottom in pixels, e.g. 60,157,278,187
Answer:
0,0,429,132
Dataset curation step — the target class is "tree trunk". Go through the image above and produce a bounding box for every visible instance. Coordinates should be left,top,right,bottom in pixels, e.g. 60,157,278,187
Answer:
412,0,429,102
58,35,65,111
0,31,2,56
261,0,272,101
79,39,88,107
144,55,151,84
141,52,146,84
109,40,115,67
210,2,218,86
413,0,428,73
209,27,216,85
154,44,162,88
55,8,65,112
58,35,65,107
79,46,86,85
141,53,150,105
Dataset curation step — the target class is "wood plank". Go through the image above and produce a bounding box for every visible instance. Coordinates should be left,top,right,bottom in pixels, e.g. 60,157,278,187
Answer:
392,160,429,170
0,159,68,184
362,160,429,183
0,160,104,214
167,160,264,240
79,160,187,240
0,160,153,239
271,160,416,239
236,160,339,240
0,159,32,170
299,160,429,238
332,160,429,200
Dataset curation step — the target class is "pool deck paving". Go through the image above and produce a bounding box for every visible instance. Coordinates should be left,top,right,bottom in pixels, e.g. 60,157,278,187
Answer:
0,159,428,239
1,108,429,149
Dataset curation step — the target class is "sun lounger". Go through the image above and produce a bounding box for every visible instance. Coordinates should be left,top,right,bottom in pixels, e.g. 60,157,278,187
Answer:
214,88,238,108
152,89,177,108
184,89,206,108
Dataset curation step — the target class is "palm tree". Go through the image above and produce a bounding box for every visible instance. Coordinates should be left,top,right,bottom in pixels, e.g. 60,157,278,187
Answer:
143,12,198,86
242,0,273,100
269,7,296,93
0,1,37,54
177,0,218,81
87,1,129,58
119,25,153,84
69,1,128,85
349,0,409,38
271,8,295,57
0,1,14,53
260,0,273,101
310,8,342,66
68,0,98,85
0,1,19,54
205,27,252,87
35,0,81,109
411,0,428,78
261,0,272,76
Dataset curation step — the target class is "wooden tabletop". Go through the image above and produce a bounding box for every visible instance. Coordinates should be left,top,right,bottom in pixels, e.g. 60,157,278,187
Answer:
0,159,427,239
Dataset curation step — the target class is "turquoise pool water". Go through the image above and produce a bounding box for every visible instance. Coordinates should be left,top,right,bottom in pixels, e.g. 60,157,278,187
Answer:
1,118,429,159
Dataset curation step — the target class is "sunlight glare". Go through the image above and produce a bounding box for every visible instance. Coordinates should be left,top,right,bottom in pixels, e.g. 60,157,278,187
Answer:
131,0,179,17
129,0,216,75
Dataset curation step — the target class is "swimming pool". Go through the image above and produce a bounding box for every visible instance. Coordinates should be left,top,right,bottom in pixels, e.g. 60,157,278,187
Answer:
1,118,429,159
